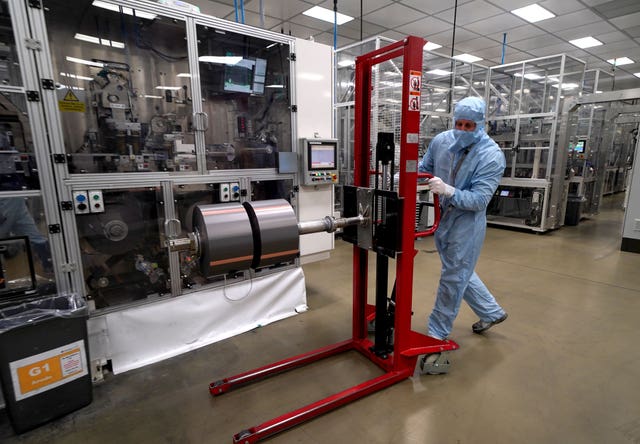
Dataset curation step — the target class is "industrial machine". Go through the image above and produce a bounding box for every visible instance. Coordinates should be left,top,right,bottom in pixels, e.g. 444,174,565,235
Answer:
485,54,586,232
0,0,337,376
208,36,457,444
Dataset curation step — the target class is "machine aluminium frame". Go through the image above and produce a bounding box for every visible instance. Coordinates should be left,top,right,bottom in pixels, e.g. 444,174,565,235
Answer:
208,36,458,443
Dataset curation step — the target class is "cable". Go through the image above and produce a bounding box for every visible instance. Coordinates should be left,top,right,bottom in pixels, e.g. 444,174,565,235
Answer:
223,272,253,302
333,0,338,49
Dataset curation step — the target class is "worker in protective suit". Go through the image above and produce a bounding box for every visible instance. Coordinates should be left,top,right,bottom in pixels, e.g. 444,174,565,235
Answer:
419,96,507,340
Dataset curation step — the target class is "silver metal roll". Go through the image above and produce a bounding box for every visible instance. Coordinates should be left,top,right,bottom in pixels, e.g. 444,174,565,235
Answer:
244,199,299,269
192,203,254,276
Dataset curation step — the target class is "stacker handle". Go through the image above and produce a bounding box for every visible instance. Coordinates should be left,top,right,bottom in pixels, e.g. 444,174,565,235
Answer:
414,172,440,238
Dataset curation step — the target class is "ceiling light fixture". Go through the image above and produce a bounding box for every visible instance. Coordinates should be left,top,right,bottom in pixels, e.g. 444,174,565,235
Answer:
551,83,579,90
60,72,93,81
74,33,125,48
453,53,483,63
514,73,543,80
198,56,242,65
155,86,182,90
424,42,442,51
177,73,191,77
426,69,452,76
302,6,353,25
607,57,634,66
511,4,555,23
337,59,354,67
65,56,104,68
92,1,156,19
569,36,603,49
634,73,640,78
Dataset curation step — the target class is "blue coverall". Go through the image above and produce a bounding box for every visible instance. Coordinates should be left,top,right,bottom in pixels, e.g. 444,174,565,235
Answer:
419,97,506,340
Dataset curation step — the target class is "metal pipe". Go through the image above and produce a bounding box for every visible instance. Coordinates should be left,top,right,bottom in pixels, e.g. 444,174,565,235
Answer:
297,215,366,235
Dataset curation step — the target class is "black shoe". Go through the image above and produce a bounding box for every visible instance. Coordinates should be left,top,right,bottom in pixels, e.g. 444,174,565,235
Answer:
472,313,508,334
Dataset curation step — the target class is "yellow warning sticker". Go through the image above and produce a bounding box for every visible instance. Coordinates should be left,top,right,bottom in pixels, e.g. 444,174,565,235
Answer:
58,89,86,113
63,90,79,101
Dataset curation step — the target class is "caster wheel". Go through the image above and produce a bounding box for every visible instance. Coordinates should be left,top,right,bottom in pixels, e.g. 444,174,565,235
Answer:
419,352,451,375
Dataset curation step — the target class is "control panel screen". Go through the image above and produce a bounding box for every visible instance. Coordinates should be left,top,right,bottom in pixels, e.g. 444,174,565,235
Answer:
301,138,339,186
574,139,586,154
309,143,336,170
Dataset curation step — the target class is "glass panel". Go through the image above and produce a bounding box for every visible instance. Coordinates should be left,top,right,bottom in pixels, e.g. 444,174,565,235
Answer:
250,179,293,202
335,40,377,103
0,195,56,297
197,25,291,170
487,68,517,117
0,0,23,86
44,0,195,174
514,148,549,179
452,61,487,104
336,105,354,213
0,92,39,190
76,187,167,310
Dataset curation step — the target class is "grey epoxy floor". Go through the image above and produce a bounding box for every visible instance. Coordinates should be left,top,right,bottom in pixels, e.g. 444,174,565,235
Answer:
2,194,640,443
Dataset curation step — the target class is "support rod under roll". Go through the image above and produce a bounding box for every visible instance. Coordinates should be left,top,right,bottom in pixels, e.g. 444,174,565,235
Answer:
297,215,366,235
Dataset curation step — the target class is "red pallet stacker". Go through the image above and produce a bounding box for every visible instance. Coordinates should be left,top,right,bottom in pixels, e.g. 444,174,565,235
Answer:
209,36,459,444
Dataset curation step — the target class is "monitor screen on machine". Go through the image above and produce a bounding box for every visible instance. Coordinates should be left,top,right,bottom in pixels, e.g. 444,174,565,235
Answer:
223,57,267,95
309,143,336,170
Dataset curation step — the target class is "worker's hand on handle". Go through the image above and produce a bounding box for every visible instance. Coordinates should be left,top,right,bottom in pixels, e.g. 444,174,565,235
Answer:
427,177,455,198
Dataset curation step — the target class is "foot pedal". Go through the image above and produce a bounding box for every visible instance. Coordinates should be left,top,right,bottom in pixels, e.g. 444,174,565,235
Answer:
419,352,451,375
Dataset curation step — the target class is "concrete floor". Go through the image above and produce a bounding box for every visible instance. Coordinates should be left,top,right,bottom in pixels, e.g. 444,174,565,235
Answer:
2,194,640,444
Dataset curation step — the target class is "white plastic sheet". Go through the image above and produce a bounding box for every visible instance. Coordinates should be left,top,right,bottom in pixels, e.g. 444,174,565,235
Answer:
88,267,307,374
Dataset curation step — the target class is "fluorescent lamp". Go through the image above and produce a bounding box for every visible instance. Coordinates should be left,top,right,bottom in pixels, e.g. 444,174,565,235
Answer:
435,108,446,112
177,73,191,77
551,83,579,90
515,72,542,80
634,73,640,78
265,84,284,89
92,1,156,20
453,53,483,63
569,37,603,49
266,42,278,49
57,85,85,91
74,33,125,49
426,69,452,76
454,85,467,90
60,72,93,81
596,90,603,93
424,42,442,51
511,4,555,23
65,56,104,68
144,95,163,99
155,86,182,90
607,57,634,66
302,6,353,25
198,56,242,65
338,59,354,67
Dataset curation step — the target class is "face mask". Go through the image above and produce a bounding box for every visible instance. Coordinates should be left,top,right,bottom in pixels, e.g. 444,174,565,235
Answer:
453,128,479,147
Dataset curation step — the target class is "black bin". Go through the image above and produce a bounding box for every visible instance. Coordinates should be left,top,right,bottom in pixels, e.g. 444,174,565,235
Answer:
0,294,92,433
565,196,584,226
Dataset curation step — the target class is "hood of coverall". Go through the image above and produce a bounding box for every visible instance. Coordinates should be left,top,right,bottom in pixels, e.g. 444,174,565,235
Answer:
451,96,486,151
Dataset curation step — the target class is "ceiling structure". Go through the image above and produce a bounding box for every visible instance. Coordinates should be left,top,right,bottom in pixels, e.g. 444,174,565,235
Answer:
196,0,640,89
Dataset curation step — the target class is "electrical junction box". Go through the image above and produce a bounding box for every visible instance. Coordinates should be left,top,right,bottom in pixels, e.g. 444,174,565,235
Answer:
219,183,230,202
72,191,90,215
88,190,105,213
